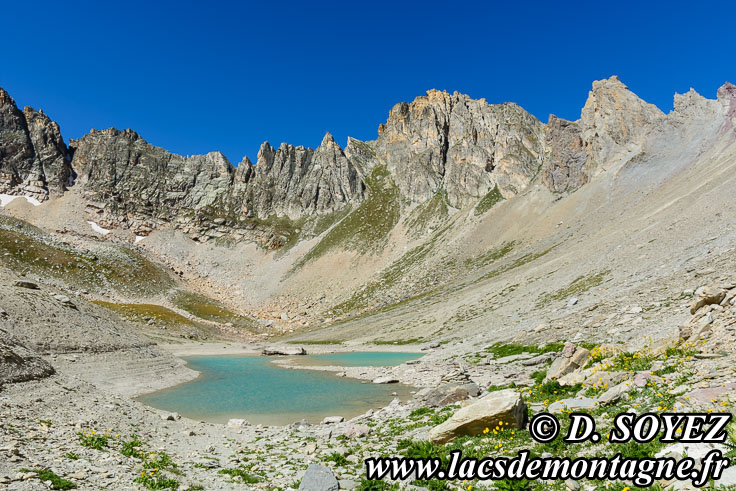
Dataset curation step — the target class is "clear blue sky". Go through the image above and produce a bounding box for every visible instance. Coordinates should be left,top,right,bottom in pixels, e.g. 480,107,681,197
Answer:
2,0,733,165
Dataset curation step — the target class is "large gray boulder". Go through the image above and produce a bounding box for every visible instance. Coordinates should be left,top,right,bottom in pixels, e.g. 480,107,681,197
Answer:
0,335,55,385
428,389,527,444
298,464,338,491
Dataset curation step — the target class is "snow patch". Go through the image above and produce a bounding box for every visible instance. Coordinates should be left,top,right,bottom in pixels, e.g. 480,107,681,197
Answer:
135,235,146,244
0,194,42,207
87,221,111,235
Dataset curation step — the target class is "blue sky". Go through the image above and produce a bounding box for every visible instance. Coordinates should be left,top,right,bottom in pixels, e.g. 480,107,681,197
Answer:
2,0,733,165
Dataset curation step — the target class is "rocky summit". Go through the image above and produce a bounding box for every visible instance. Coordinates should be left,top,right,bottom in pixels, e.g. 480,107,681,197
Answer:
1,77,736,490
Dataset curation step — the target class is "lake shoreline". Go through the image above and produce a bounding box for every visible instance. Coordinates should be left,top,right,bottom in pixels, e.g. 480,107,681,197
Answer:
137,350,422,426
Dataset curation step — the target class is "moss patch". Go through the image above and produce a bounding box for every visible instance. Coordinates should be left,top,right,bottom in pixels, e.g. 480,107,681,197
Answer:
536,269,610,308
0,216,174,297
172,290,258,330
474,185,504,216
404,190,450,238
294,165,400,267
92,301,196,328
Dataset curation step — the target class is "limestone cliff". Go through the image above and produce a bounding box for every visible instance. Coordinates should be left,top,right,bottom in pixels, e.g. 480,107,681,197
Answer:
0,89,71,201
1,77,733,247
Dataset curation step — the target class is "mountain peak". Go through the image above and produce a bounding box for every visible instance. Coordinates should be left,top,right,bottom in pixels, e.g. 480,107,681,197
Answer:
320,131,336,146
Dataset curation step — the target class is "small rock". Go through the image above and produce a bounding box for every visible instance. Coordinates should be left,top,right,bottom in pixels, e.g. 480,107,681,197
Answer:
372,376,399,384
227,419,249,428
160,412,180,421
13,281,39,289
321,416,344,424
597,382,631,405
342,423,370,438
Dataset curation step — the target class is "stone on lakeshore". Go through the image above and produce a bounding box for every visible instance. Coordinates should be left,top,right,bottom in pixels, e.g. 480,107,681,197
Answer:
227,418,249,428
321,416,344,424
372,376,399,384
261,346,306,356
428,389,527,444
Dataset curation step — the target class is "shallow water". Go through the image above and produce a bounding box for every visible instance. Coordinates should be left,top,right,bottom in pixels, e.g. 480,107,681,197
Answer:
290,351,423,367
138,352,420,425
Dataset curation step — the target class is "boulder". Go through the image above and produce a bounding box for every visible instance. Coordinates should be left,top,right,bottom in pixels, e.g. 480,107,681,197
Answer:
298,464,338,491
596,382,631,405
690,291,726,314
261,346,306,356
321,416,344,424
521,353,556,366
342,423,370,438
160,412,181,421
52,294,77,309
428,389,527,444
546,344,590,381
13,281,39,290
372,376,399,384
422,383,480,407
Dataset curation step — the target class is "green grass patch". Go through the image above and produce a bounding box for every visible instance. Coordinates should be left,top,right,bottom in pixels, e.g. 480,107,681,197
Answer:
295,165,400,267
172,290,257,330
135,471,179,490
371,338,423,345
120,436,145,458
405,190,450,237
325,452,350,466
77,429,108,450
357,479,400,491
536,270,610,308
474,185,504,216
604,351,655,372
464,241,515,270
287,339,344,345
218,467,260,483
485,342,564,359
477,243,559,282
19,469,76,490
0,216,173,296
91,301,196,328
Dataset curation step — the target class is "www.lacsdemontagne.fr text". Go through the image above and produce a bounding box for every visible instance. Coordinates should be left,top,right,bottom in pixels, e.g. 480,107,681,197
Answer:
364,449,731,487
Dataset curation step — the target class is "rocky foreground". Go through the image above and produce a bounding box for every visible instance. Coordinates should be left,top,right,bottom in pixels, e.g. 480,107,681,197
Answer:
1,279,736,490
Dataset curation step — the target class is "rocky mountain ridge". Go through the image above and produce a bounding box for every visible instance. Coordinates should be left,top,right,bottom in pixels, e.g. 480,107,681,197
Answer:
1,77,734,249
0,89,72,202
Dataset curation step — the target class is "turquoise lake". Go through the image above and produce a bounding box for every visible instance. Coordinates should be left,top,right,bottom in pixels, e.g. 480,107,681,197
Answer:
291,351,423,367
138,352,421,425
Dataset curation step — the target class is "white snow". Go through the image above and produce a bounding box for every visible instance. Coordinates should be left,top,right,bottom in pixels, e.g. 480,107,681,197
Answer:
87,221,111,235
0,194,42,207
135,235,146,243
